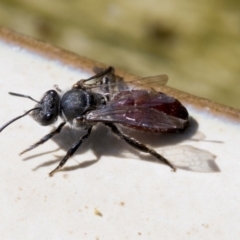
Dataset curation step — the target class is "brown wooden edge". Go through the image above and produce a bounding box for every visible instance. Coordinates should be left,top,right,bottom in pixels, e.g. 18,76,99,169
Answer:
0,27,239,120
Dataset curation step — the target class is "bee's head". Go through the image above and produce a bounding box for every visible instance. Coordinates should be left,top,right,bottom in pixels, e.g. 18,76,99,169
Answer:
0,90,60,132
31,90,60,126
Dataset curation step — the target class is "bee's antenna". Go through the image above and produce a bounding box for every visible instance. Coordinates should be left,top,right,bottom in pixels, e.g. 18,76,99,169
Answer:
9,92,40,104
0,107,40,132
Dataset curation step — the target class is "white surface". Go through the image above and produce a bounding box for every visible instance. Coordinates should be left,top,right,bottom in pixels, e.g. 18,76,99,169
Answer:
0,40,240,240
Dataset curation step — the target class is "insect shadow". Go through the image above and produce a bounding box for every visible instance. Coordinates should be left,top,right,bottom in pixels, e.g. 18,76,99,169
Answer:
24,116,219,173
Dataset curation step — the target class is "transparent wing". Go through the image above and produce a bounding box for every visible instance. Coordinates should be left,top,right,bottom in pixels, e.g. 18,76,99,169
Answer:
128,74,168,88
73,66,169,97
91,66,168,87
88,74,168,93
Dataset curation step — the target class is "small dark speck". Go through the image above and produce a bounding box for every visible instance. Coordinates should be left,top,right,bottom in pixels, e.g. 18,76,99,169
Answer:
119,201,125,206
147,22,176,42
138,232,142,236
63,174,69,179
94,208,103,217
202,224,209,229
36,20,55,39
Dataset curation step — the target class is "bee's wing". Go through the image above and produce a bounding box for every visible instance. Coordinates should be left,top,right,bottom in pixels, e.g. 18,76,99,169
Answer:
127,74,168,89
87,84,188,132
78,66,169,97
90,66,168,88
87,105,187,132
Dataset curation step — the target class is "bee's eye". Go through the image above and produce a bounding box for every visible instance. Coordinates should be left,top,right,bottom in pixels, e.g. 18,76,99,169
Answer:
45,113,53,121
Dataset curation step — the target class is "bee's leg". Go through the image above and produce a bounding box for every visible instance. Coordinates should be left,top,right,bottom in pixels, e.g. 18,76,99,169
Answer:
20,122,66,155
105,123,176,171
72,66,114,89
49,127,92,176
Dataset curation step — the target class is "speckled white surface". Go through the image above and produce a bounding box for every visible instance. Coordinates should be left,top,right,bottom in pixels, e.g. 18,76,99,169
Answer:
0,40,240,240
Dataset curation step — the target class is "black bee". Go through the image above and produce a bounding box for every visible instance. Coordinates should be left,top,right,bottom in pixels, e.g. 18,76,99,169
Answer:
0,67,189,176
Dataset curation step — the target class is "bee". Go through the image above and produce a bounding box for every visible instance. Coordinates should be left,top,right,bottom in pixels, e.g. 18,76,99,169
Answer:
0,67,189,176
